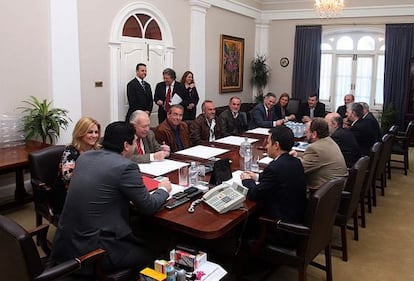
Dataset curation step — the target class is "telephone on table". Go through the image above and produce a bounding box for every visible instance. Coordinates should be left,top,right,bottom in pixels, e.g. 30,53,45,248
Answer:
202,182,248,214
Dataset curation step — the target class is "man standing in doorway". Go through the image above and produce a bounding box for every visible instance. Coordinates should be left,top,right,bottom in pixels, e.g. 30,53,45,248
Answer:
125,63,153,122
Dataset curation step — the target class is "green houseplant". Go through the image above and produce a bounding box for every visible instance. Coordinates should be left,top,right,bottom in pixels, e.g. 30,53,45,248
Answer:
380,103,397,133
18,96,71,144
250,54,270,102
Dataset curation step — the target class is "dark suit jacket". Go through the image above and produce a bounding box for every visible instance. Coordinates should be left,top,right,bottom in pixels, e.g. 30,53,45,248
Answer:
331,128,361,168
154,120,190,152
126,77,153,122
242,153,307,222
273,104,292,120
183,86,199,121
350,118,378,156
51,149,169,272
299,102,326,120
336,105,347,119
363,112,382,140
154,81,188,124
218,109,248,136
249,103,278,129
190,114,222,146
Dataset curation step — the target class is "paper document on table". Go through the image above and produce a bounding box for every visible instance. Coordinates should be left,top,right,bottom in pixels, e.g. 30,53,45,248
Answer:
138,159,188,176
175,145,229,159
214,136,259,146
259,156,273,165
223,170,244,186
246,127,270,135
170,94,183,105
195,260,227,281
292,141,309,152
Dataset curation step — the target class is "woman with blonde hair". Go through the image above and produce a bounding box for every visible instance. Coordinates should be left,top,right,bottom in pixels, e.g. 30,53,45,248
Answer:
53,117,101,212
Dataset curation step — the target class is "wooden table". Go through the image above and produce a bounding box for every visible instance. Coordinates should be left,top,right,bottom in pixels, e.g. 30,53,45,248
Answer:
0,141,49,211
151,137,267,240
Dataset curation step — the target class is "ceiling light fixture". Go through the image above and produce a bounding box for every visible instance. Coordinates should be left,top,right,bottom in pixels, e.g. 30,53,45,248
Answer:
314,0,344,18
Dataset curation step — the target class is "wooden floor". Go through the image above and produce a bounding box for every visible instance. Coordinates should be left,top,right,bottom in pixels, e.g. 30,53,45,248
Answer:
4,149,414,281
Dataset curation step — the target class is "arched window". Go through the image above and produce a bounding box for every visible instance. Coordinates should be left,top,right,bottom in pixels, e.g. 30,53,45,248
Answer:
319,28,385,112
122,13,162,40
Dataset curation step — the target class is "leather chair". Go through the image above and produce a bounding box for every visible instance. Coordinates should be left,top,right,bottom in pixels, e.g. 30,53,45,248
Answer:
374,133,394,201
287,98,301,118
359,142,382,228
389,120,414,176
0,215,134,281
29,145,65,227
251,178,345,281
385,125,398,179
333,156,369,261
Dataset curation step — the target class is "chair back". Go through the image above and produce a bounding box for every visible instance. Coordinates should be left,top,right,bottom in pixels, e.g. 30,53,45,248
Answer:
402,120,414,149
361,142,382,198
338,156,370,219
298,178,345,261
376,134,393,178
287,98,301,117
0,215,43,280
387,125,399,135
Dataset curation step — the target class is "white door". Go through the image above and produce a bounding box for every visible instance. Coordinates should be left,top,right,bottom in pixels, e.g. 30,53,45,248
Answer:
119,41,165,122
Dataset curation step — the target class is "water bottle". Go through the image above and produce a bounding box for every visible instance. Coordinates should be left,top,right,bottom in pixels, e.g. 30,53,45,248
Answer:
244,147,252,171
189,161,198,187
166,263,176,281
239,137,250,157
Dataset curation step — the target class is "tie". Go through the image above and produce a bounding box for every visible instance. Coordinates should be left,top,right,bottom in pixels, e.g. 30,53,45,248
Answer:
141,80,146,90
165,86,171,112
136,140,143,155
266,109,270,120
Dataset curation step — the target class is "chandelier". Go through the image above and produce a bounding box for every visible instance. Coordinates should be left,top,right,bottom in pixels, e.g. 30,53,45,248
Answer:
314,0,344,18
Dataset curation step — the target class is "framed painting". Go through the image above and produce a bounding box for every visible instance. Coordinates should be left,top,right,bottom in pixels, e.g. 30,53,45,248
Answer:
219,35,244,93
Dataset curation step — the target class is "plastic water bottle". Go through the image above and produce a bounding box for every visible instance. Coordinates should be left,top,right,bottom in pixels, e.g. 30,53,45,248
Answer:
244,148,252,171
189,161,198,187
239,137,250,157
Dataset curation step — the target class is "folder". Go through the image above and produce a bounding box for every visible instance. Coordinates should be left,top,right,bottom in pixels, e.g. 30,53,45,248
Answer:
142,175,160,192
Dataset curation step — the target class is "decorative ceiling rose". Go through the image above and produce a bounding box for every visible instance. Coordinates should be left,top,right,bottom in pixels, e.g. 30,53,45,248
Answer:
314,0,344,18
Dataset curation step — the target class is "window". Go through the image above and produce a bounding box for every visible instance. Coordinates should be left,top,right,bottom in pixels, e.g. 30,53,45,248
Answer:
319,28,385,112
122,13,162,40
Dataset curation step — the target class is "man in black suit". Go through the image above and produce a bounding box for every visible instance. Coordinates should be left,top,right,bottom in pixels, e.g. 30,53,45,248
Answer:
218,96,248,136
360,102,382,140
347,102,378,156
326,112,360,168
241,126,307,223
125,63,153,122
249,92,284,129
300,93,326,122
154,68,188,124
336,93,354,119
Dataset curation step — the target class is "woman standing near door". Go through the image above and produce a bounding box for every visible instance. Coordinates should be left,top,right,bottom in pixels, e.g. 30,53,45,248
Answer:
181,71,199,121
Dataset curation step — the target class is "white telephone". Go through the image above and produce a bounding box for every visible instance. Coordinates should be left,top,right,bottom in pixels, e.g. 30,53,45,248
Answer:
202,182,248,214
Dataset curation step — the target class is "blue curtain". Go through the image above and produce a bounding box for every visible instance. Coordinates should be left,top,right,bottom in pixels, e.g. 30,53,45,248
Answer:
292,25,322,101
384,24,414,127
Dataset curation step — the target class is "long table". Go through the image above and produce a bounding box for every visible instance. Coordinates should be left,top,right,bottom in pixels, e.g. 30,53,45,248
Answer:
0,141,49,211
151,134,268,240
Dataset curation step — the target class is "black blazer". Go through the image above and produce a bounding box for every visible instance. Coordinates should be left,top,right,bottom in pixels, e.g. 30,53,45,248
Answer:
350,118,378,156
299,102,326,120
331,127,361,168
249,103,278,129
273,104,292,120
154,81,188,124
242,153,307,223
125,78,153,122
336,105,347,119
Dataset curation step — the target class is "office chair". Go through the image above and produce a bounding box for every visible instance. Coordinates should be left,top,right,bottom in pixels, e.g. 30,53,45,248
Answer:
333,156,369,261
250,178,345,281
29,145,66,227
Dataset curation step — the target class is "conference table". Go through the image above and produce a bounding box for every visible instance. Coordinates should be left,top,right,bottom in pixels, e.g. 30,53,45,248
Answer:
0,141,49,211
150,132,269,240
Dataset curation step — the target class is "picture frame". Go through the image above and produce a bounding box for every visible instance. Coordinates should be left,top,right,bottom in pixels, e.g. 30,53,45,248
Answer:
219,34,244,93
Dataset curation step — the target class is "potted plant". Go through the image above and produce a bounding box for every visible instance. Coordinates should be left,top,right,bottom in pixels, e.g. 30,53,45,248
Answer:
250,54,270,102
380,103,397,133
18,96,71,144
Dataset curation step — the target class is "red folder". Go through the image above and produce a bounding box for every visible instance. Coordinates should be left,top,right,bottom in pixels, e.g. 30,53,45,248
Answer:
142,175,160,192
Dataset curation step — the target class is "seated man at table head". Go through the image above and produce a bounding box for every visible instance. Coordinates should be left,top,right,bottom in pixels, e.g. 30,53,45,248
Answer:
291,117,347,189
218,96,248,136
249,92,284,129
129,110,170,163
325,112,360,168
346,102,379,156
300,92,326,123
154,104,190,152
274,92,296,122
51,121,172,277
190,100,222,145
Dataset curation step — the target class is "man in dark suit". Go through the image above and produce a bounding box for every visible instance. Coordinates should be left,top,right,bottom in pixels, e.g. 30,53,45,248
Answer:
326,112,360,168
347,102,378,156
218,96,248,136
249,92,284,129
336,93,354,119
154,68,188,124
360,102,382,140
300,93,326,122
51,121,172,276
125,63,153,122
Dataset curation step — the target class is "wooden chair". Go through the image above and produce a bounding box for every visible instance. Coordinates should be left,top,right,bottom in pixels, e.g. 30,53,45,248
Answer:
333,156,369,261
0,215,134,281
29,145,65,227
250,178,345,281
359,142,382,228
374,134,394,201
385,125,399,179
389,120,414,176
